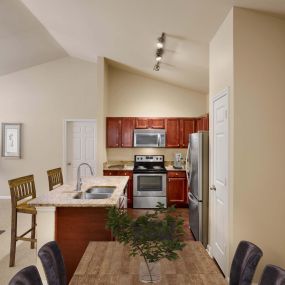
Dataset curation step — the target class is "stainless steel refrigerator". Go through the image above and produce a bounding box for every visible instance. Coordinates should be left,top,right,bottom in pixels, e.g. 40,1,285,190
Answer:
186,131,209,247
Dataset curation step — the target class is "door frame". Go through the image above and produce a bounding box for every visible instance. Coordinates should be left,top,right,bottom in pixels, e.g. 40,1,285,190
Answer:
209,87,230,277
63,119,97,182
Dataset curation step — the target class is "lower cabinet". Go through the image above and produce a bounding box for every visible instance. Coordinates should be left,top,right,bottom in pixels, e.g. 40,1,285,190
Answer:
103,170,133,208
167,171,188,208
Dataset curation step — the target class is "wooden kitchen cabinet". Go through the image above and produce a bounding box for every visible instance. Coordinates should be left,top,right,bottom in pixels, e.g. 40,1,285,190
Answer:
103,170,133,208
121,118,135,147
196,115,209,132
167,171,187,207
166,118,180,147
135,118,149,129
135,118,165,129
106,117,134,148
180,118,196,148
106,118,121,147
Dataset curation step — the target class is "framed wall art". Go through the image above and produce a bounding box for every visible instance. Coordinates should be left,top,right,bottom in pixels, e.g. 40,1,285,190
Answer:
1,123,22,158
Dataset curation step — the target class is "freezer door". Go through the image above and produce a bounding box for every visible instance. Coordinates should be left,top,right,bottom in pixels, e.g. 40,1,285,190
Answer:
188,192,202,242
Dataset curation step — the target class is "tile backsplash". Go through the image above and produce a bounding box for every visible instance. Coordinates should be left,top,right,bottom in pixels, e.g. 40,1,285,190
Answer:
107,148,187,163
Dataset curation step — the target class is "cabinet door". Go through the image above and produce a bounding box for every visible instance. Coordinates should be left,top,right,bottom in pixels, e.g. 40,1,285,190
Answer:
166,118,180,147
167,177,187,207
180,119,196,148
121,118,135,147
149,118,165,129
135,118,149,129
106,118,121,148
196,115,209,131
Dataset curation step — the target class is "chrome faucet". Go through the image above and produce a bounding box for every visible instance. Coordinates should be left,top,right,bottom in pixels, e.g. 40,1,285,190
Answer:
76,163,94,191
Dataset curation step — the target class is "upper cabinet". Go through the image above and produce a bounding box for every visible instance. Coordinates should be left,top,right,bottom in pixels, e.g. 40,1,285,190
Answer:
135,118,165,129
106,117,135,148
121,118,135,147
106,118,121,148
196,115,209,132
180,118,196,148
166,118,180,147
106,115,208,148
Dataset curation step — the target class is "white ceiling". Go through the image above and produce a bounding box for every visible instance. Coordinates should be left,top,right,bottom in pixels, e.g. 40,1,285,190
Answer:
3,0,285,92
0,0,66,76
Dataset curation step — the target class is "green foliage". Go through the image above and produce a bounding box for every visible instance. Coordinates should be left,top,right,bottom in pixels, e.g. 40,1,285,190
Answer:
106,202,186,263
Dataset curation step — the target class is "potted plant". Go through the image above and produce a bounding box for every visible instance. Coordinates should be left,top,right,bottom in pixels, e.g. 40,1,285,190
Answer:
106,202,186,283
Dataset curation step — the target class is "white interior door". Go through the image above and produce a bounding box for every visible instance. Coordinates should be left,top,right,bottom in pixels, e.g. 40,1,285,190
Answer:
211,90,229,274
65,121,96,184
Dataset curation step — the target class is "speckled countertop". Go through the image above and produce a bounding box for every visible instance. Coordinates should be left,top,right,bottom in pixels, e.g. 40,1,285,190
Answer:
28,176,129,207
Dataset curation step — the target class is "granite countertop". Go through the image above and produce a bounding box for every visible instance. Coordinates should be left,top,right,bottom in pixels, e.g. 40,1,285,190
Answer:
28,176,129,207
103,161,134,171
165,165,186,171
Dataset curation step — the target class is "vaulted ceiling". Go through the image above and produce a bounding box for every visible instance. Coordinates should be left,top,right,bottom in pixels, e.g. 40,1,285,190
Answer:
1,0,285,93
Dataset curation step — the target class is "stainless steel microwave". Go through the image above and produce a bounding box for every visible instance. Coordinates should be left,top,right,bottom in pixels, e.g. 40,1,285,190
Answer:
133,129,166,148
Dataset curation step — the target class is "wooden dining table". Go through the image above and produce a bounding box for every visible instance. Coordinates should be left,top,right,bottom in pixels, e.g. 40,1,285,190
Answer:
69,241,227,285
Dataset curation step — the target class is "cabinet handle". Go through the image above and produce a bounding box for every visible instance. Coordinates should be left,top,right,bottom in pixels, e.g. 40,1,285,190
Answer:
122,143,124,146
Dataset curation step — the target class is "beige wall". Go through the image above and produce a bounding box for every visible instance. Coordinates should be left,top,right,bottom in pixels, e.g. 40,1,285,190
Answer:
233,8,285,280
108,66,207,117
209,9,234,276
210,7,285,281
107,66,207,161
0,57,98,196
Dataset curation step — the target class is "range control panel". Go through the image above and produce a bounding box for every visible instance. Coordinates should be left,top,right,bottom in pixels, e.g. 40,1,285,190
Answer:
135,155,164,162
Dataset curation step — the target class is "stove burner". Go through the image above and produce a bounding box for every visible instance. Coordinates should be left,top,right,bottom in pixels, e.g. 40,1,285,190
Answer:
152,166,162,170
137,166,147,170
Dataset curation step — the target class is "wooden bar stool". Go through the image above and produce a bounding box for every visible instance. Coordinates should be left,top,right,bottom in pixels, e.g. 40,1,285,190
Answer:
8,175,37,267
47,168,63,191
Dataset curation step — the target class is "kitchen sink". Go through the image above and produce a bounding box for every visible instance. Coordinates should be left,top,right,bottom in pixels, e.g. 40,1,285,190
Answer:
73,192,112,200
86,186,115,194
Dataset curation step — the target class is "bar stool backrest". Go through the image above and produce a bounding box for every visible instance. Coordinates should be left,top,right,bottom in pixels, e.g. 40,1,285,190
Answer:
9,175,36,206
47,168,63,191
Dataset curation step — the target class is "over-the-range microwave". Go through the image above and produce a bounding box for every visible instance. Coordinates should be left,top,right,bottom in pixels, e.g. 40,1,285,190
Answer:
133,129,166,148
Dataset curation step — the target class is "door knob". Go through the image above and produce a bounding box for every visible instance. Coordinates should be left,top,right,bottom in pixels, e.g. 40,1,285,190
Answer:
67,162,72,166
210,185,216,191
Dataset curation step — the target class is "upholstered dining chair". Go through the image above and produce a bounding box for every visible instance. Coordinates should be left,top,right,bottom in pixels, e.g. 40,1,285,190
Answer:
229,240,263,285
259,264,285,285
8,175,37,267
47,168,63,191
8,265,43,285
38,241,67,285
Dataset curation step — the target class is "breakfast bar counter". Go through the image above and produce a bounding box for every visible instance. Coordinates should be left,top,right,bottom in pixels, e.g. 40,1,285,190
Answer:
29,176,129,282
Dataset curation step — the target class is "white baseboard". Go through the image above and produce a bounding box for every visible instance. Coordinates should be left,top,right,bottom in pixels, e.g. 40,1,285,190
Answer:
0,196,11,199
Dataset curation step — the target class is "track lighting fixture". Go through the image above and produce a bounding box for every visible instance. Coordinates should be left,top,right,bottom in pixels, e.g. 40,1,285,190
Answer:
153,33,165,71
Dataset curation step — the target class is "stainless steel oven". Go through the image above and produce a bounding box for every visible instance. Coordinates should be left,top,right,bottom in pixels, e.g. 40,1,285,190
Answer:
133,155,167,208
133,173,166,197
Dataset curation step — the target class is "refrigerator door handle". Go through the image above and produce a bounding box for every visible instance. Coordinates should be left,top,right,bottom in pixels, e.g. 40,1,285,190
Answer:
188,192,198,204
186,142,192,187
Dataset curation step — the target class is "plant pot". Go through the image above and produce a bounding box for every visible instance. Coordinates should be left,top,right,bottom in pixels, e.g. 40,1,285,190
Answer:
139,261,161,283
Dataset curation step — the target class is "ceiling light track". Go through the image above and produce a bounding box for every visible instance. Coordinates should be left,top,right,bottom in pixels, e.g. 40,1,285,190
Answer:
153,32,165,71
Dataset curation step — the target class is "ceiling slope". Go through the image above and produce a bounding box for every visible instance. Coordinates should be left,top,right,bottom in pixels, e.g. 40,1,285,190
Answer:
0,0,67,76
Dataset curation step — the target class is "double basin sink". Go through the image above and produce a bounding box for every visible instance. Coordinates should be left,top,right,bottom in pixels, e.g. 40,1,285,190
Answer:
73,186,115,200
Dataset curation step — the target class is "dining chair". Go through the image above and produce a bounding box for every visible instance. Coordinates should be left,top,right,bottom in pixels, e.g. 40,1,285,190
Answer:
229,240,263,285
38,241,67,285
8,265,43,285
47,168,63,191
259,264,285,285
8,175,37,267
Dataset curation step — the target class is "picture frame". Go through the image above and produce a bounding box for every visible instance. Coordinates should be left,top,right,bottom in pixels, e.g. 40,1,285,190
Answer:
1,123,22,158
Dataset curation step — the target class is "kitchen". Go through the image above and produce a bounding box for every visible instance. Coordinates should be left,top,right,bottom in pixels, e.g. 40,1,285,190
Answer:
1,1,285,284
